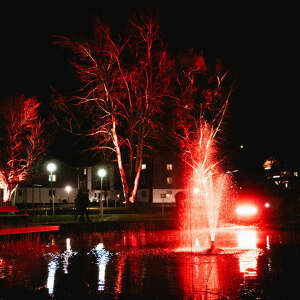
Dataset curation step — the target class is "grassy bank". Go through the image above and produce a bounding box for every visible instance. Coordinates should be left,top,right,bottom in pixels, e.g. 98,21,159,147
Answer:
26,205,175,225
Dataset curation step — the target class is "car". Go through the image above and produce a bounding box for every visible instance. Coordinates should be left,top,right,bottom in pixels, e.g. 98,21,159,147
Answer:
229,169,280,225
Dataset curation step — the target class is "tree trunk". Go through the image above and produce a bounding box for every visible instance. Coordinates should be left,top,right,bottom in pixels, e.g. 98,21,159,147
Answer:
111,117,129,203
129,130,144,203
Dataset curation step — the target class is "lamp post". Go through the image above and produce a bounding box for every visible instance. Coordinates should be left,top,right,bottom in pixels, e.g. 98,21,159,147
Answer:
65,185,72,203
47,162,56,215
97,168,107,221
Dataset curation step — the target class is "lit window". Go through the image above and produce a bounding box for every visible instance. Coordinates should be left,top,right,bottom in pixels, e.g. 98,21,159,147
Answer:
281,171,289,177
166,177,173,184
48,174,56,182
84,168,87,175
141,164,147,170
166,163,173,171
294,171,298,177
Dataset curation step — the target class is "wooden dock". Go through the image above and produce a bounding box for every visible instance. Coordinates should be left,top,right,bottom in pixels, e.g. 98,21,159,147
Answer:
0,225,59,235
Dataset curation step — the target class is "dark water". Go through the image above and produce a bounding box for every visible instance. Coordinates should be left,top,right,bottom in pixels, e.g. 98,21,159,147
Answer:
1,225,300,299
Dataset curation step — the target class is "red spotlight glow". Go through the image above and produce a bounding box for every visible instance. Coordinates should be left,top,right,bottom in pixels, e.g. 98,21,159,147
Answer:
236,205,258,217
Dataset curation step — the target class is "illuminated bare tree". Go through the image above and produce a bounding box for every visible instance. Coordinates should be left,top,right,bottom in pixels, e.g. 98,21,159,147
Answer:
172,53,232,170
172,53,234,236
54,16,173,204
0,95,46,202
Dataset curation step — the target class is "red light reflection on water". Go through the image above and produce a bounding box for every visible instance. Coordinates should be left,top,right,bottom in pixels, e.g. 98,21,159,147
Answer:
237,229,259,277
177,254,240,299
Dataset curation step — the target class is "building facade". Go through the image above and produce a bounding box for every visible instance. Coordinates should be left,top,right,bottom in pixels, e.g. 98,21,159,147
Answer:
7,148,187,205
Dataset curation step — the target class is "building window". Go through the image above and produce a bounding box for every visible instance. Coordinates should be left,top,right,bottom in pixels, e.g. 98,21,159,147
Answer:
161,193,166,198
84,168,87,175
141,164,147,170
166,191,172,198
166,163,173,171
48,174,56,182
280,171,289,177
166,177,173,184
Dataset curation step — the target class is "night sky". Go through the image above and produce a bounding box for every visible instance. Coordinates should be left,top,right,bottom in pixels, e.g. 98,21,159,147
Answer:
0,2,298,167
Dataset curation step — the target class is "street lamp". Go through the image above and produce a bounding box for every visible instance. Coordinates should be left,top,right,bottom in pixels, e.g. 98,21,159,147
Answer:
47,162,57,215
97,168,107,220
65,185,72,203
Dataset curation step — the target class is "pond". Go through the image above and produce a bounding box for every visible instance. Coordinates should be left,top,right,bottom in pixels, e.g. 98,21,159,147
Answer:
1,224,300,299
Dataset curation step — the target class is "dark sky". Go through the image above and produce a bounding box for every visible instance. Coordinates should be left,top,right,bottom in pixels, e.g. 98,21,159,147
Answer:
0,2,298,166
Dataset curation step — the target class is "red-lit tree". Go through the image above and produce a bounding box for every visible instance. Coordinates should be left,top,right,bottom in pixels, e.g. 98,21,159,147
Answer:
172,51,232,172
54,16,174,204
0,95,46,202
172,52,234,231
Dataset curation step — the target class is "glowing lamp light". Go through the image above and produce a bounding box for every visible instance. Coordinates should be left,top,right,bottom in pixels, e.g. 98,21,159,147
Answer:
193,187,200,194
265,202,270,208
97,169,107,178
236,205,258,217
47,162,56,173
65,185,72,194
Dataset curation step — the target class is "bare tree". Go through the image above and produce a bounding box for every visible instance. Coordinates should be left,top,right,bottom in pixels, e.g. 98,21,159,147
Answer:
173,52,232,171
54,16,174,204
0,95,46,202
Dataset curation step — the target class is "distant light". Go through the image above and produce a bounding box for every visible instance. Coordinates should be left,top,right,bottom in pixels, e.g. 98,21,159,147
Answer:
236,205,258,217
193,187,200,194
240,145,244,149
141,164,147,170
65,185,72,194
265,202,270,208
47,162,56,173
97,169,107,178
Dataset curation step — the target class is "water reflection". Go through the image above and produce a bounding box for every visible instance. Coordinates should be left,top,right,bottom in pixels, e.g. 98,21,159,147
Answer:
237,229,259,278
62,238,77,274
47,258,58,295
2,227,300,298
90,243,110,291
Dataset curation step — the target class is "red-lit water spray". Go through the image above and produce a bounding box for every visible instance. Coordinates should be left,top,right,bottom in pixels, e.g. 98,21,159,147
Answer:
178,121,230,253
175,67,232,253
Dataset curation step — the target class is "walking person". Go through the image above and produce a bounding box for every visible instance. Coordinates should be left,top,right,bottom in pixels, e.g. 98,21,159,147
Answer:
74,188,90,221
81,189,90,221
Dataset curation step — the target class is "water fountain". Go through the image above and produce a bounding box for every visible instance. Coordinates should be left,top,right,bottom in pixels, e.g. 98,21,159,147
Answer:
177,121,231,254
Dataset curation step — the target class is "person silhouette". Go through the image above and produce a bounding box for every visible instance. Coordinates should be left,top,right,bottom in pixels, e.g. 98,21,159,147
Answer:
75,188,90,221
